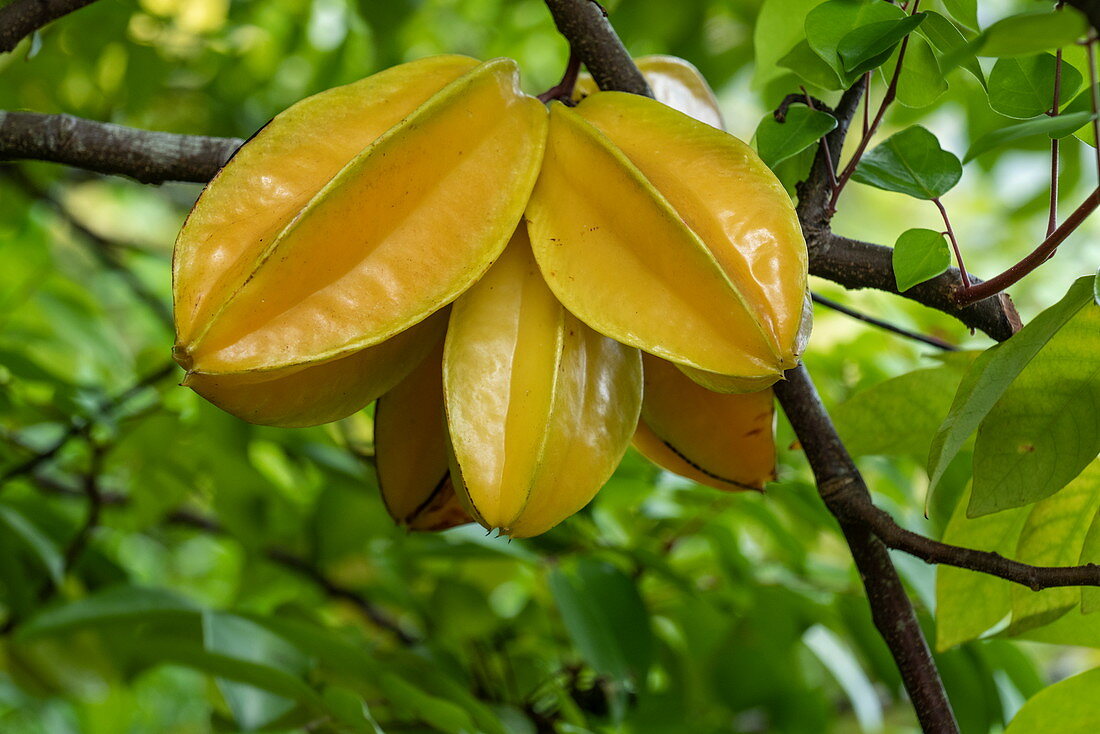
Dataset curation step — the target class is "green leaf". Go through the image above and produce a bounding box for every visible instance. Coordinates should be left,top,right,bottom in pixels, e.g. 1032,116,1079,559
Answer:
965,112,1096,162
1060,84,1100,146
838,14,926,77
892,228,950,291
0,504,64,586
927,277,1096,502
753,0,828,89
969,299,1100,516
979,10,1088,58
918,11,985,87
1080,511,1100,613
852,125,961,199
936,486,1027,650
778,39,843,90
204,612,311,731
1005,666,1100,733
1008,462,1100,634
18,585,199,639
940,0,977,31
896,35,948,109
755,106,838,169
378,673,477,734
988,54,1083,119
549,558,653,685
805,0,905,85
834,361,973,460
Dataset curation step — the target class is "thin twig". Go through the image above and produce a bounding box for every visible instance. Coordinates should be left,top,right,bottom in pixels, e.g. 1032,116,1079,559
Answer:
1049,48,1064,237
933,197,971,288
1087,37,1100,184
60,446,104,572
955,186,1100,306
802,88,839,190
810,293,957,351
828,0,921,215
0,0,98,54
264,549,418,645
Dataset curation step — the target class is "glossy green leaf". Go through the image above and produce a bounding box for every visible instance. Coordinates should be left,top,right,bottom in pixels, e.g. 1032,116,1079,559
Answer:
0,504,63,586
755,105,838,169
779,39,844,90
1060,83,1100,146
988,54,1082,119
965,112,1096,162
805,0,905,85
979,10,1088,58
838,14,926,77
1008,462,1100,634
834,360,973,459
549,558,653,685
18,585,199,639
896,35,948,108
892,228,950,291
753,0,828,89
970,299,1100,516
1005,666,1100,733
927,277,1097,504
936,486,1026,650
941,0,977,30
1080,511,1100,613
852,125,961,199
918,11,985,86
204,612,310,730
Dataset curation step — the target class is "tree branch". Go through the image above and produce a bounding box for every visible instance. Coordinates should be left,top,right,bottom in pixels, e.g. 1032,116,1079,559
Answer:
810,293,957,351
810,233,1021,341
774,367,959,734
0,111,240,184
0,0,98,54
541,0,651,96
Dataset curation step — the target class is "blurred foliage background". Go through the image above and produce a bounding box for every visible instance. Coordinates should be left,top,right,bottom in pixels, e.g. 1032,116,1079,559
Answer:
0,0,1099,732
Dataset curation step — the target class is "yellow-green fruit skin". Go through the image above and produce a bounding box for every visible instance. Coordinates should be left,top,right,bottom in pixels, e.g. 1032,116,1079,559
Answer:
443,228,642,537
375,341,471,531
526,102,781,380
575,92,808,377
636,354,776,491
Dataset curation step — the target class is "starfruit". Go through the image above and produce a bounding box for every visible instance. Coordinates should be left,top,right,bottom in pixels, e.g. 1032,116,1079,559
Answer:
635,354,775,491
443,228,643,538
573,54,724,130
375,341,471,532
526,89,808,391
172,56,547,425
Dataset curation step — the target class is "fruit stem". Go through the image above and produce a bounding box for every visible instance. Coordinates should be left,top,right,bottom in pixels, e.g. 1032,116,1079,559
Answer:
537,48,583,104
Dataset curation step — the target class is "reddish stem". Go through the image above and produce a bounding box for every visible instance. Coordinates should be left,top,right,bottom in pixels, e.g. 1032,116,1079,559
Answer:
1087,37,1100,184
803,86,839,190
1049,48,1064,237
538,49,583,103
828,1,920,215
933,198,971,288
955,187,1100,306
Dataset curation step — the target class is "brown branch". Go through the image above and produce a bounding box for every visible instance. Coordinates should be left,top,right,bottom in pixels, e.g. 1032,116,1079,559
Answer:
0,0,98,53
810,293,957,351
954,187,1100,306
774,367,959,733
808,233,1021,341
0,111,240,184
854,502,1100,590
542,0,651,96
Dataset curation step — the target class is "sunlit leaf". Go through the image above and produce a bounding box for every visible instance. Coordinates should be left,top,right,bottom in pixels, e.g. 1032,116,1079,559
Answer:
755,106,837,169
978,10,1088,58
838,14,925,77
852,126,961,199
988,54,1082,119
1005,666,1100,733
892,228,950,291
965,112,1096,162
